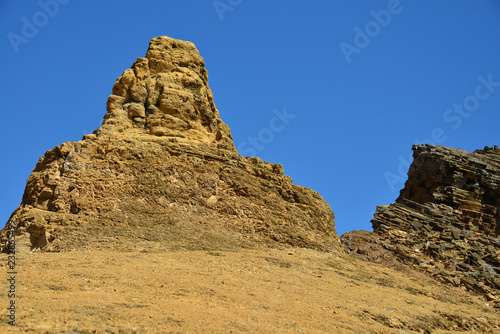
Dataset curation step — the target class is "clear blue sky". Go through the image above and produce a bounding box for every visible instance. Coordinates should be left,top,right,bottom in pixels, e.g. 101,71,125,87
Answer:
1,1,500,236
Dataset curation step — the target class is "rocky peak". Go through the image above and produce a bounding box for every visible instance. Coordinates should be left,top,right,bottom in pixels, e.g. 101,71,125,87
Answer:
97,36,234,150
1,36,341,254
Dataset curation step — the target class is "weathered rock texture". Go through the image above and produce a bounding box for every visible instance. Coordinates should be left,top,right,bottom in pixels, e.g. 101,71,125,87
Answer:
1,36,340,253
342,144,500,307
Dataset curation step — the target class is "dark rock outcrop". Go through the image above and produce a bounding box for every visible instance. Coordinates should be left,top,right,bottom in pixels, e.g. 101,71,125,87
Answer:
343,144,500,306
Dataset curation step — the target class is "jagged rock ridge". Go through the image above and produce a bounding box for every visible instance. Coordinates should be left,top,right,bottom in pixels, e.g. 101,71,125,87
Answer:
342,144,500,307
1,36,341,253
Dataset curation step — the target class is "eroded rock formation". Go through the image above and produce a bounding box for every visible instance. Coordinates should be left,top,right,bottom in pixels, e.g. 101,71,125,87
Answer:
1,36,340,253
342,144,500,307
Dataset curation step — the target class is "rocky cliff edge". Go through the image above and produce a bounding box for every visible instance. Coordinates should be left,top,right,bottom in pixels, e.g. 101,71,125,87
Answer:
342,144,500,307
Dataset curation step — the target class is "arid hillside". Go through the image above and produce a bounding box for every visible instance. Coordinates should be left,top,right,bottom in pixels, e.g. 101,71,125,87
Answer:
2,36,500,333
1,247,500,333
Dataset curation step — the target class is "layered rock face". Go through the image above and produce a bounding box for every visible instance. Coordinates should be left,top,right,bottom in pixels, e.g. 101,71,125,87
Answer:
342,145,500,306
1,36,340,253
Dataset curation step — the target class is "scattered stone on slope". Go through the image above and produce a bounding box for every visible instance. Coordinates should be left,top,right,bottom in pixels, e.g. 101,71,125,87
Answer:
1,36,341,253
342,144,500,307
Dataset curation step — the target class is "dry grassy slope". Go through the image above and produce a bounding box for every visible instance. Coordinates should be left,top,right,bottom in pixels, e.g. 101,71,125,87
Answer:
1,247,499,333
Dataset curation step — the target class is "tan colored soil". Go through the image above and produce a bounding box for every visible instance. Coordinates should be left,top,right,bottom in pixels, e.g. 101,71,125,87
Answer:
1,247,499,333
